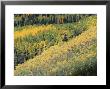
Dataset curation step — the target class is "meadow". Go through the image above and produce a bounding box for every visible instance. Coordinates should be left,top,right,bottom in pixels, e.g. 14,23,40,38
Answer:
14,14,97,76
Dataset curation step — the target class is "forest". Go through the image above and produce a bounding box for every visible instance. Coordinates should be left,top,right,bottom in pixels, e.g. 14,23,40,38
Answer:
14,14,94,27
14,14,97,76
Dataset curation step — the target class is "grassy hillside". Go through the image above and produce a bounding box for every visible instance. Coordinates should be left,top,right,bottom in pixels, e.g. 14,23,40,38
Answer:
14,16,97,68
14,25,97,76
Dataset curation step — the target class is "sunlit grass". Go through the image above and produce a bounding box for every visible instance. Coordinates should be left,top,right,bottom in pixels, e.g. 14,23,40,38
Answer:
14,26,96,76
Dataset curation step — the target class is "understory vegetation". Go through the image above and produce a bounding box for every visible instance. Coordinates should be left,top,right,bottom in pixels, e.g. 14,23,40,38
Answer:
14,14,97,76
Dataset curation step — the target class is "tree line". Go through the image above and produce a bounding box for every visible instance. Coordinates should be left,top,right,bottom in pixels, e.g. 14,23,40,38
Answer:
14,14,95,27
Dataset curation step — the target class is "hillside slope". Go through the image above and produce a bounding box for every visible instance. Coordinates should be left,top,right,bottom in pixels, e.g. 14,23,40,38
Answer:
14,26,97,76
14,16,96,67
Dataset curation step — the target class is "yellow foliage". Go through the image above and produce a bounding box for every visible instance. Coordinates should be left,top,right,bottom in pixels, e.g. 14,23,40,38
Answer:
14,24,55,39
14,26,96,76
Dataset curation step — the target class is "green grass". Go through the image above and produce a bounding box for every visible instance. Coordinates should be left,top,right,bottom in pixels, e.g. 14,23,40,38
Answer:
14,16,97,67
14,25,97,76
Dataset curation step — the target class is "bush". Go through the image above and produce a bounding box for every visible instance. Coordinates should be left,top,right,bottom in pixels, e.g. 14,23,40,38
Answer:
14,15,97,69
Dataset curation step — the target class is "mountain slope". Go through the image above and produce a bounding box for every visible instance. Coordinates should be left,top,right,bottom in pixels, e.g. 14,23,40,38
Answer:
14,26,96,76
